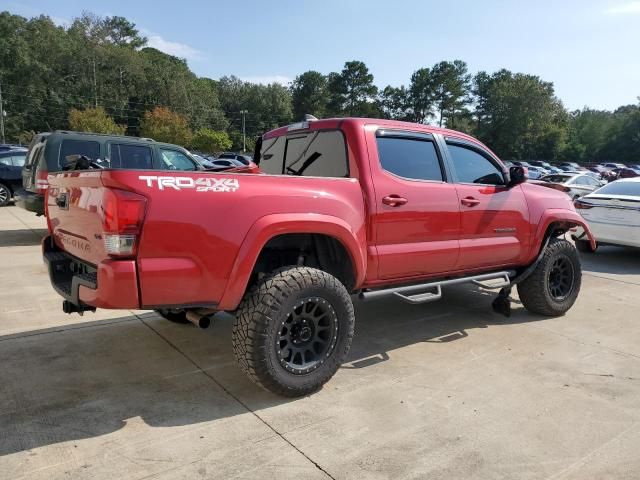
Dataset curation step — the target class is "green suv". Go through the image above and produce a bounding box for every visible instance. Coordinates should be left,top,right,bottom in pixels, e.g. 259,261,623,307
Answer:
17,131,203,215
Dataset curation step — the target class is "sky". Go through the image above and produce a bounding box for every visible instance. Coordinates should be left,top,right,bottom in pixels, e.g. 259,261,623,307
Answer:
3,0,640,111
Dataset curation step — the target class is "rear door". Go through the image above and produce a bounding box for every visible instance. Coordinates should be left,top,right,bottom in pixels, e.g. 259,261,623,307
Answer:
368,129,461,280
22,142,45,192
443,138,530,270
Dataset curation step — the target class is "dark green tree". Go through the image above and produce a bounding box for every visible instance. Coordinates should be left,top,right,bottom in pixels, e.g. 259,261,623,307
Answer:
430,60,472,128
408,68,434,123
474,69,568,160
378,85,412,121
326,61,378,117
291,71,328,120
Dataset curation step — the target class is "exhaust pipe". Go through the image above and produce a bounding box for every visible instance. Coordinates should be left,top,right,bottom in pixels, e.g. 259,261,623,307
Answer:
185,309,216,329
62,300,96,315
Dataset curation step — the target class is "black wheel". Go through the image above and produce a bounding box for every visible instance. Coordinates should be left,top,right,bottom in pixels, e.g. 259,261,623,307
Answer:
575,238,596,253
155,309,190,324
517,238,582,316
0,184,11,207
233,266,354,397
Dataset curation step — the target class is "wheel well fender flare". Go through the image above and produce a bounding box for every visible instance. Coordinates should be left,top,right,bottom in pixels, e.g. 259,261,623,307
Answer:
533,209,596,254
218,213,366,310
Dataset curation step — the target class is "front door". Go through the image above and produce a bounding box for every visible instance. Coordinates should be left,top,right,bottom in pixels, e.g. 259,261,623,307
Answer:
368,129,461,280
443,138,530,270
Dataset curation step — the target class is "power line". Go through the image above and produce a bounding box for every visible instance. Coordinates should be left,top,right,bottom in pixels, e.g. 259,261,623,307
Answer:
1,88,294,124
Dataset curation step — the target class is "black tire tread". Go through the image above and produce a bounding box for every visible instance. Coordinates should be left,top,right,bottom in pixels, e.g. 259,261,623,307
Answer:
517,238,582,316
0,183,11,207
232,266,354,397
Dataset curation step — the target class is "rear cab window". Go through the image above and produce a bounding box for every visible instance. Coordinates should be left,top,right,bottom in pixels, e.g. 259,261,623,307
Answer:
259,130,349,178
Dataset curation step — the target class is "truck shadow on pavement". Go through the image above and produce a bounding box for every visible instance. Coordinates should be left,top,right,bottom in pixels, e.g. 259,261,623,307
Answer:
0,284,549,458
0,228,49,247
578,246,640,276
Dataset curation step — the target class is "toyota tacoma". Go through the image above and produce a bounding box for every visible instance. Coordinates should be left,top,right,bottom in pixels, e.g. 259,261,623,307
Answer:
43,118,595,396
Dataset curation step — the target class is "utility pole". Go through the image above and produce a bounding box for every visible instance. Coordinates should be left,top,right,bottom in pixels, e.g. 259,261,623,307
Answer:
0,80,5,144
92,58,98,108
240,110,248,153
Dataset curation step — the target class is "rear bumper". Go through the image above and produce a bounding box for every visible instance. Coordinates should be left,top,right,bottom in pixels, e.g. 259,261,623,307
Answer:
573,222,640,248
15,189,44,215
43,236,140,310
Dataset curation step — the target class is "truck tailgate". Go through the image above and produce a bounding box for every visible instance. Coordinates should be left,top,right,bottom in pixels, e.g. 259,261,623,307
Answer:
47,170,134,266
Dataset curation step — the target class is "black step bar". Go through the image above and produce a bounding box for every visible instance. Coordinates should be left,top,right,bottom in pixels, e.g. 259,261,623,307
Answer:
359,271,515,304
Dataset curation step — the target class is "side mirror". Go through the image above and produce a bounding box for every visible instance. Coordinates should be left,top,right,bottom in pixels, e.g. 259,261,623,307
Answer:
507,166,527,187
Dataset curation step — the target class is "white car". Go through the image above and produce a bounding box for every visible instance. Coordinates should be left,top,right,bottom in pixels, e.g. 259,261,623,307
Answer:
527,166,547,179
573,178,640,251
538,173,603,199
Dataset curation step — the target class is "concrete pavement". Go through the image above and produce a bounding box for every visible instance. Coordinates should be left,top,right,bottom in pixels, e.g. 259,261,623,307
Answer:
1,204,639,479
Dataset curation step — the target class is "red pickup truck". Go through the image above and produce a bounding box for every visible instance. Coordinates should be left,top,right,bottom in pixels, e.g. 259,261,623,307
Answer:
44,118,595,396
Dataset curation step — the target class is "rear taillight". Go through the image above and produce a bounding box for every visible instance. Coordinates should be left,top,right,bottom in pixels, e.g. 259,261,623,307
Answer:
36,169,49,195
101,189,147,257
574,199,593,210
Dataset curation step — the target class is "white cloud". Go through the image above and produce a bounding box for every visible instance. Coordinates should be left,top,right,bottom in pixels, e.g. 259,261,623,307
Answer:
240,75,292,86
51,16,70,28
606,1,640,14
141,29,205,61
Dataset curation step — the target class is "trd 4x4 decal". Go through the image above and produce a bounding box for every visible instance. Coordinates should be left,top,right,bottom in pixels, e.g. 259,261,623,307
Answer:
139,176,239,192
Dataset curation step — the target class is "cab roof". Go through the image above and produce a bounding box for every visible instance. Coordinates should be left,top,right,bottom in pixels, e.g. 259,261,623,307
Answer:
264,117,490,152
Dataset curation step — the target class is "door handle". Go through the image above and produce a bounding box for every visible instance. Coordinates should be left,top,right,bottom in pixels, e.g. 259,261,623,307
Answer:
382,195,408,207
460,196,480,207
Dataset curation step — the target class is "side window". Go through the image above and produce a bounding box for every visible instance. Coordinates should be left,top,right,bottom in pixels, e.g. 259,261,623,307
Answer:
447,143,504,185
25,144,43,168
159,149,197,171
109,144,153,169
11,155,26,167
376,136,443,181
59,140,100,168
586,177,600,186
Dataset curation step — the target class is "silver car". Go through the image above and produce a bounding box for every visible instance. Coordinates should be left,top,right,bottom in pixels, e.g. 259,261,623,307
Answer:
539,173,603,199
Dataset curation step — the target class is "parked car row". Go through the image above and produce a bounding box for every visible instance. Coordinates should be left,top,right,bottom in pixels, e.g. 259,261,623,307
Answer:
13,130,256,215
573,177,640,251
532,173,603,199
0,146,27,206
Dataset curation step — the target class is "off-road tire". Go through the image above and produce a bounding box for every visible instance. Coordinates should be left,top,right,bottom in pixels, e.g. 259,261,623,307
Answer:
0,184,11,207
155,309,190,324
232,266,355,397
517,238,581,316
575,238,596,253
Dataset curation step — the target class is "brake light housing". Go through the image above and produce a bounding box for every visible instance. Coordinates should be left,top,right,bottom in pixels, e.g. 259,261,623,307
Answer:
36,169,49,195
101,189,147,257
